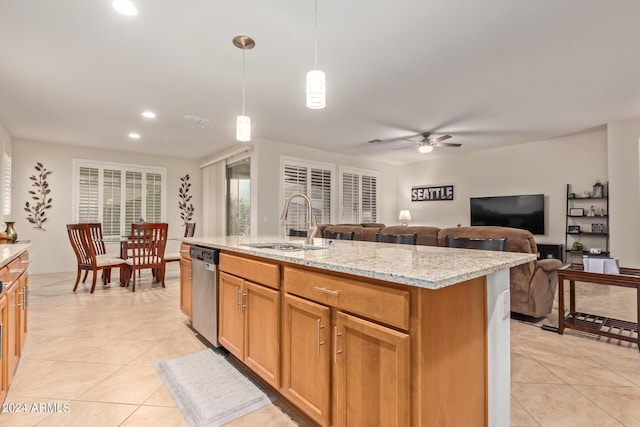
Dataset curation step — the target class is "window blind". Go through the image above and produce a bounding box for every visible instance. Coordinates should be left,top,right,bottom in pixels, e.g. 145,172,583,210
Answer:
78,167,99,223
282,160,333,232
2,151,11,216
339,168,379,224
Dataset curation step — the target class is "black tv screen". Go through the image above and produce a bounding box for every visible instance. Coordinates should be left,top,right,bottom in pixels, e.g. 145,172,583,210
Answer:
470,194,545,235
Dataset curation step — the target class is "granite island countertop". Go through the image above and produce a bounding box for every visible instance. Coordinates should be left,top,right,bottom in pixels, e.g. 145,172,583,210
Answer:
0,243,31,268
183,235,535,290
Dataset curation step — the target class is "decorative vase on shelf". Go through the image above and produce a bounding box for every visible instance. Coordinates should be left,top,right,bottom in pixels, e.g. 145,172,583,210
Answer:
5,221,17,243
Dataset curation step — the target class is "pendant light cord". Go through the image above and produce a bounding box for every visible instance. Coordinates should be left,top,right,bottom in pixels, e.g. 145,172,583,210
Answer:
314,0,318,70
242,49,246,115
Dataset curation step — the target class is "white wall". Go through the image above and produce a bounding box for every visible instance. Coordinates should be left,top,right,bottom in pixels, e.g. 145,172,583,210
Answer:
0,120,12,224
12,139,201,274
253,137,397,235
396,129,609,251
607,118,640,267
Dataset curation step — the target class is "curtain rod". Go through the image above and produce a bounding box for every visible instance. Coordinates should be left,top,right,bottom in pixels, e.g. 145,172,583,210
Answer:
199,145,253,169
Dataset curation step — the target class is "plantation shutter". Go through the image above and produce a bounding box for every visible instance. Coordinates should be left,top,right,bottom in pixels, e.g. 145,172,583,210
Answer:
283,164,308,233
102,169,121,238
361,174,377,222
341,172,359,223
310,168,332,225
2,151,11,216
146,172,162,223
78,166,99,223
125,171,143,229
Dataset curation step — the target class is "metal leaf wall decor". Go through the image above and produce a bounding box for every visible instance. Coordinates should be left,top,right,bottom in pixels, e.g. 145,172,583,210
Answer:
24,162,53,231
178,174,194,225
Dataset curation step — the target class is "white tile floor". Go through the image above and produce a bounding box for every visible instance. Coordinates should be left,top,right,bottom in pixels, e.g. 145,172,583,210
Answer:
2,265,639,426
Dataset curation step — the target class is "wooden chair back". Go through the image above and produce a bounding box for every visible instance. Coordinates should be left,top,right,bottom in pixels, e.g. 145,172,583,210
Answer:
288,229,307,237
129,223,169,269
87,223,107,255
444,235,507,251
324,230,355,240
376,232,418,245
184,222,196,237
67,224,96,268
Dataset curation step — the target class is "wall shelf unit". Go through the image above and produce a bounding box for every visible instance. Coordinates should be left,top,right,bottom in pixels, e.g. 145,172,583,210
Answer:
564,182,609,262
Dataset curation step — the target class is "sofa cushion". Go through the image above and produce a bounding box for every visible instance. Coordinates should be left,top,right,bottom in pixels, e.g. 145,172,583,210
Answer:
380,226,440,246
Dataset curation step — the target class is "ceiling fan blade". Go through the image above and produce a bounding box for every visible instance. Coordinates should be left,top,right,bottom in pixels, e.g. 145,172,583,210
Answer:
368,132,424,144
431,141,462,147
391,144,418,151
430,134,452,143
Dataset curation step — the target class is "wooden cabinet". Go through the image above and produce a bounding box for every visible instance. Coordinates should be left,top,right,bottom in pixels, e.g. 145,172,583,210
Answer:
179,243,192,320
0,294,7,404
179,258,192,320
219,253,280,389
282,293,331,426
17,252,29,356
283,266,411,427
334,311,410,427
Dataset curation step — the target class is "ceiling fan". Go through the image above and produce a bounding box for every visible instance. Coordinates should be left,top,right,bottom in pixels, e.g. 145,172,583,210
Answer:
368,132,461,154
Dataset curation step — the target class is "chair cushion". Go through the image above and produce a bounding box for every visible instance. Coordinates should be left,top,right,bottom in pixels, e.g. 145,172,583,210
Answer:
164,252,180,261
96,257,125,267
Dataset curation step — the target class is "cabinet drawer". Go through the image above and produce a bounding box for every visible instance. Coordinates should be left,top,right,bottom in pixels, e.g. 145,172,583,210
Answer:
180,243,191,260
284,267,410,331
220,252,280,290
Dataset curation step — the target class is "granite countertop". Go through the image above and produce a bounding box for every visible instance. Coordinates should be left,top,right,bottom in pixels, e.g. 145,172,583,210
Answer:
183,235,535,290
0,243,31,268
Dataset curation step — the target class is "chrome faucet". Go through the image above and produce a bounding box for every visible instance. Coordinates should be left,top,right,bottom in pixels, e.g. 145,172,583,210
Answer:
280,193,318,245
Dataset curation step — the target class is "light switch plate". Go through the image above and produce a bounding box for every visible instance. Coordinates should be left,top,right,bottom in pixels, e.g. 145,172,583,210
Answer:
502,289,510,319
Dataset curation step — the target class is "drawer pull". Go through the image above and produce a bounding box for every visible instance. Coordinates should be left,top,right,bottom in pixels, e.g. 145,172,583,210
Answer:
314,286,340,296
334,326,342,363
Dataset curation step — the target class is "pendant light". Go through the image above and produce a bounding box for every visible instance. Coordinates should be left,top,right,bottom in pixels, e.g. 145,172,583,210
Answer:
306,0,325,109
233,35,255,142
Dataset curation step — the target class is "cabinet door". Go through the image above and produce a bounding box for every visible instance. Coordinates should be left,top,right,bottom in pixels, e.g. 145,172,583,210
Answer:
244,281,280,388
179,258,192,320
0,294,7,403
6,281,17,379
335,311,410,427
283,294,331,427
218,272,244,359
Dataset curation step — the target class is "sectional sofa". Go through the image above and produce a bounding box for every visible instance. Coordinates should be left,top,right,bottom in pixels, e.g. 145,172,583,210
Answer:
317,223,562,318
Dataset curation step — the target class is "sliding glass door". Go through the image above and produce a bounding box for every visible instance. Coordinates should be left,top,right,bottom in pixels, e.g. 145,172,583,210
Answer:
226,159,251,236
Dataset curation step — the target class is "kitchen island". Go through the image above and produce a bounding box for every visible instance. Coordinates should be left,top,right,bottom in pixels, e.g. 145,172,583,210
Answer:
182,235,535,426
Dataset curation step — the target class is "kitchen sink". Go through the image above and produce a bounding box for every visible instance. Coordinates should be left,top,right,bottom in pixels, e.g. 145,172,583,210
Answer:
241,242,329,251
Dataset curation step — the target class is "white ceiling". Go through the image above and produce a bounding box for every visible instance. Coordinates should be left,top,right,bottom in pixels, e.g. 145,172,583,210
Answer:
1,0,639,165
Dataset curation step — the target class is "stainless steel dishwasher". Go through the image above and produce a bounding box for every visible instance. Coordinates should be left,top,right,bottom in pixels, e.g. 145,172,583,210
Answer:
190,246,220,347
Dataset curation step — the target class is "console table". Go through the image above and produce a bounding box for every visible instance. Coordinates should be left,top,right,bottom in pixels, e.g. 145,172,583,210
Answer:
558,263,640,352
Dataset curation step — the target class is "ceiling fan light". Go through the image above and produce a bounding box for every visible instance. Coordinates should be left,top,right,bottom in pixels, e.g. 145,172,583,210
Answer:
306,69,326,109
236,115,251,142
418,144,434,154
112,0,138,16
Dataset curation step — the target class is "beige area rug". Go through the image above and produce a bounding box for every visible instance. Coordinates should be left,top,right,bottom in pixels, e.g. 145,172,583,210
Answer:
156,348,275,427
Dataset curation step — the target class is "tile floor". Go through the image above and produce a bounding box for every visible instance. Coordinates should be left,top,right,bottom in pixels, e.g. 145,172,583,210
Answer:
1,265,639,426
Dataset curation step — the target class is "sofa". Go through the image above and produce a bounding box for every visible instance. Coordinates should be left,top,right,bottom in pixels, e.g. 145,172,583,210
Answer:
318,223,562,318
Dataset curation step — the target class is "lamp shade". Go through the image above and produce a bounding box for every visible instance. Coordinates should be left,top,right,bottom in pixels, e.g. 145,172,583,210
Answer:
418,144,434,154
398,210,412,224
306,69,326,109
236,115,251,142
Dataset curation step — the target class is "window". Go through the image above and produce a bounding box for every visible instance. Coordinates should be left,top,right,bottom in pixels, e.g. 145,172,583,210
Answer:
339,167,379,223
281,157,334,232
73,159,166,239
2,149,11,217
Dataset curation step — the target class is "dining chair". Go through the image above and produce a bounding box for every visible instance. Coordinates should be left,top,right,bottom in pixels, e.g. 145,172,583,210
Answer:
67,223,125,293
444,235,507,251
84,222,120,284
165,222,197,264
288,229,308,237
323,230,355,240
376,232,418,245
123,222,169,292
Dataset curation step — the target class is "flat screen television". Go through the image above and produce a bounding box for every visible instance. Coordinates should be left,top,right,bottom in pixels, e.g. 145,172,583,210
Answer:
470,194,545,235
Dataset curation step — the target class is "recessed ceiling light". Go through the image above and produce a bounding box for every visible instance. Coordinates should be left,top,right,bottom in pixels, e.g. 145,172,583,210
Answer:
112,0,138,16
129,133,141,139
142,111,156,119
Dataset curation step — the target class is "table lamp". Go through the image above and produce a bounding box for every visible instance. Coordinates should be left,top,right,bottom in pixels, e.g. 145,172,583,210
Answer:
398,210,412,226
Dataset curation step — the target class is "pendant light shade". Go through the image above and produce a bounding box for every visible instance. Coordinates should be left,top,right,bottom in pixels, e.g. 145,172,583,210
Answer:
306,69,326,109
236,115,251,142
306,0,325,109
233,36,255,142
